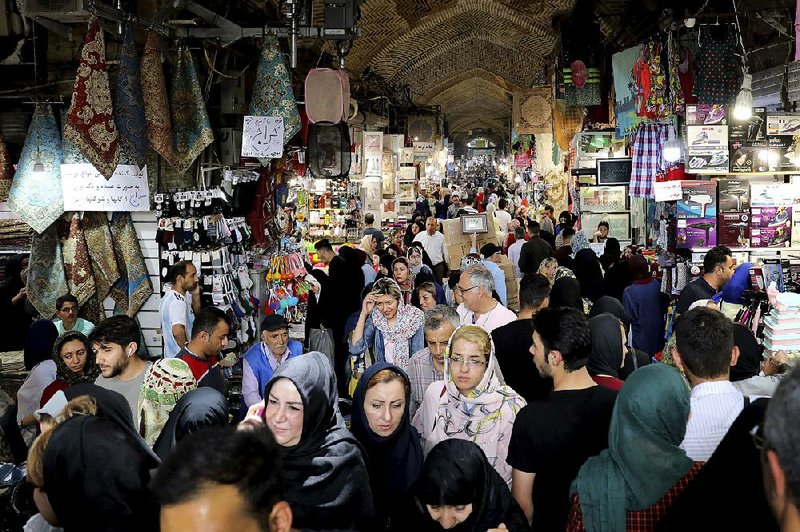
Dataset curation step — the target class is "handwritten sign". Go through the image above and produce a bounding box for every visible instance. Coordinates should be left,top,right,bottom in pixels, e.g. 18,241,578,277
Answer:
241,116,284,159
654,180,682,202
413,141,435,153
61,164,150,211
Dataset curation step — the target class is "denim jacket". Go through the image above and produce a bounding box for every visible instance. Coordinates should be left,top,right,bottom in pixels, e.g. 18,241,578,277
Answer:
348,314,424,364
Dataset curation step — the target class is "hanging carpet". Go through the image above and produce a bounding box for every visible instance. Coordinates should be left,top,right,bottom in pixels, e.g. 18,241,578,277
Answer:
0,132,11,202
59,212,97,308
109,212,153,316
27,223,68,319
249,35,301,146
114,23,148,168
170,47,214,173
141,31,175,164
82,211,121,324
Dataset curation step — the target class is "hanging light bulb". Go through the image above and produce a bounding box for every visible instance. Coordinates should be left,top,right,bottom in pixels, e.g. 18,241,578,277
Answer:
733,73,753,121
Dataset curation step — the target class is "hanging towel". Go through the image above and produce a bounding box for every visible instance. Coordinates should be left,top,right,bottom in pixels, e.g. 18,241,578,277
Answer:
114,24,148,168
109,212,153,316
249,35,301,145
0,132,10,202
27,223,69,318
64,18,119,179
8,104,65,234
60,212,97,307
141,31,175,164
170,47,213,173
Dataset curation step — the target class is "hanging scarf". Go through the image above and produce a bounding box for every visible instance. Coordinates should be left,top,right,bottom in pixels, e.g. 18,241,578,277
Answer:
64,18,119,179
170,47,214,173
109,212,153,316
138,358,197,447
0,132,10,202
421,326,525,485
82,211,121,324
263,352,374,531
351,362,424,527
571,364,692,532
52,330,101,386
140,31,174,164
59,213,96,307
371,288,424,372
114,23,148,168
8,104,64,234
27,223,68,318
249,35,301,145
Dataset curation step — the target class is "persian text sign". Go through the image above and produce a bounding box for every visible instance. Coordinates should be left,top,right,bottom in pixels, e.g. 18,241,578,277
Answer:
62,164,150,211
242,116,285,158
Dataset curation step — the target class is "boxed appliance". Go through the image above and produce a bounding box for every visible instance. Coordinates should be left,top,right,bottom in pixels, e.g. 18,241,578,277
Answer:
717,178,751,212
678,181,717,218
751,225,792,248
751,206,793,227
717,212,750,247
686,104,727,125
676,218,717,248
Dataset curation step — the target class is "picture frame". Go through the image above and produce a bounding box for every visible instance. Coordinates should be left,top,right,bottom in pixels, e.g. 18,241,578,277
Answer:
581,212,630,240
399,166,417,182
460,213,489,234
578,185,628,213
596,158,632,185
398,182,416,201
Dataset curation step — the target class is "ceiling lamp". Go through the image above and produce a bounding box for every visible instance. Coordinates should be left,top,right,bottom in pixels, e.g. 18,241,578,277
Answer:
733,73,753,121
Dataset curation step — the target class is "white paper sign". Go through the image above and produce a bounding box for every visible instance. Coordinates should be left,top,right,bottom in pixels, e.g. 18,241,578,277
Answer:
241,116,285,159
654,180,682,202
61,164,150,211
413,141,435,153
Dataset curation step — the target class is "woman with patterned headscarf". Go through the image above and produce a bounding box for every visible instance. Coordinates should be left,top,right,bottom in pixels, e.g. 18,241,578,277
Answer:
138,358,197,446
40,331,101,407
412,325,526,487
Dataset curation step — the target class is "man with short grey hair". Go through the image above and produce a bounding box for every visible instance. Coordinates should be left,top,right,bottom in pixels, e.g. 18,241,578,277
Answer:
457,263,516,333
763,367,800,531
407,305,460,416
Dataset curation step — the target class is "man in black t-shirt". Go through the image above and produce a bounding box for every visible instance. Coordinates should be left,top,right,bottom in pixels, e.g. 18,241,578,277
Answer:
492,273,553,403
675,245,735,314
508,307,617,531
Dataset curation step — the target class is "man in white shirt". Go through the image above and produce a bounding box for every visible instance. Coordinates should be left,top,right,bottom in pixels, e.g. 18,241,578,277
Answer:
413,216,448,284
508,226,526,278
494,198,513,237
160,260,201,358
457,263,515,333
53,294,95,335
673,307,744,462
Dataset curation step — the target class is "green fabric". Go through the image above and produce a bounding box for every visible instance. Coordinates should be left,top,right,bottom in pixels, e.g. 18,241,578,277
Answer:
570,364,692,532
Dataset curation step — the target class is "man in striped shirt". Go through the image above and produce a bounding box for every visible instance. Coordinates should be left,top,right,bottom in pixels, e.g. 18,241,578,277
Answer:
407,305,459,417
672,307,744,461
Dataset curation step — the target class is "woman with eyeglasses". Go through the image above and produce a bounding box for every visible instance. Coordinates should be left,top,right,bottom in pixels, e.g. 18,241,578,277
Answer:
350,278,425,373
587,314,627,391
412,325,526,487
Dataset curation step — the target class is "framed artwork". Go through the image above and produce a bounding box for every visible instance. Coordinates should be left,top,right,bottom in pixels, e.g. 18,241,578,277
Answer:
460,214,489,234
382,151,396,174
581,212,630,240
398,182,416,201
575,132,626,166
578,185,627,213
399,166,417,182
382,171,395,196
399,148,414,164
363,131,383,157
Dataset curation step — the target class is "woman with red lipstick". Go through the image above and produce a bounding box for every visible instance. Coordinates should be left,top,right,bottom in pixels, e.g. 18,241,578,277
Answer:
412,325,526,487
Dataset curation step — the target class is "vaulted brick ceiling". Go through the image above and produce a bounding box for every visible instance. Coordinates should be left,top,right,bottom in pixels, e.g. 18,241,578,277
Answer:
344,0,576,134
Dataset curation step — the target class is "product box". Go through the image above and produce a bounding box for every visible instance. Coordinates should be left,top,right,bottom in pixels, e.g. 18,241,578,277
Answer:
729,107,767,147
762,258,786,292
729,147,774,173
787,260,800,293
686,150,730,174
751,225,792,248
678,181,718,218
717,212,750,247
751,183,796,207
677,218,717,248
718,178,751,211
686,125,728,149
686,104,727,126
751,206,793,227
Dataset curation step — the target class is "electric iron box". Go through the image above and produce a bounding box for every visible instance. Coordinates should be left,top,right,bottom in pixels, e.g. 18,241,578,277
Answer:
718,212,750,247
718,178,751,211
686,104,727,126
751,225,792,248
676,218,717,249
678,181,717,218
751,206,793,228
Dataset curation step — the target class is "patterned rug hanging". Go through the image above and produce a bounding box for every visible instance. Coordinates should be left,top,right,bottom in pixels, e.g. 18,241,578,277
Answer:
26,223,68,318
64,18,119,179
170,46,214,173
109,211,153,316
83,211,121,301
114,23,148,168
249,36,301,146
141,31,175,164
8,104,65,234
0,132,10,202
59,212,97,307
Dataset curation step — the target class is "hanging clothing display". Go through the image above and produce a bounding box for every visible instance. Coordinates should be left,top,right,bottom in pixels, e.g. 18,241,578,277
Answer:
114,24,148,168
694,30,742,104
27,224,68,318
109,212,154,316
59,213,97,307
63,18,119,179
667,34,685,115
629,123,673,199
170,47,214,173
8,104,64,234
141,31,175,165
249,35,302,146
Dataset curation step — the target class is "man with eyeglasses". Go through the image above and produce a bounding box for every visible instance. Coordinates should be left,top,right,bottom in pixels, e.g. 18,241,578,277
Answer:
53,294,95,336
676,245,735,314
408,305,460,417
456,263,515,334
